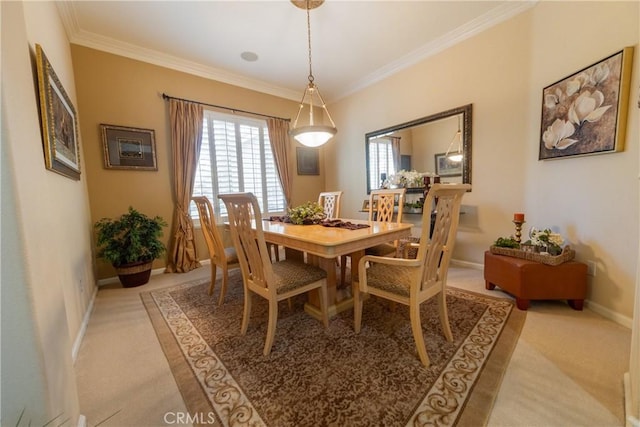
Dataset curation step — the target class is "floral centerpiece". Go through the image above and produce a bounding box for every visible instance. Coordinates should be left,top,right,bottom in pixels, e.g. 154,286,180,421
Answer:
526,227,565,255
286,201,326,225
384,170,431,188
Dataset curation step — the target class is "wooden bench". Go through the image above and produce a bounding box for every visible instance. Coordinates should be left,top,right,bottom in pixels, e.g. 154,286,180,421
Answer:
484,251,587,311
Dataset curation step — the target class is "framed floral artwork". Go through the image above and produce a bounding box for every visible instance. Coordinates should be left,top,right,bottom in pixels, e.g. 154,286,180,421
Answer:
35,44,81,180
539,47,634,160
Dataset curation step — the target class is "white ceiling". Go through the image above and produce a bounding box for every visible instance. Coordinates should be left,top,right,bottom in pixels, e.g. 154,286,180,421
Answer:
58,1,535,102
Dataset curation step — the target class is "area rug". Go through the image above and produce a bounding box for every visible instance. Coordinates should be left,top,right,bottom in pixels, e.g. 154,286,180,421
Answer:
141,271,525,427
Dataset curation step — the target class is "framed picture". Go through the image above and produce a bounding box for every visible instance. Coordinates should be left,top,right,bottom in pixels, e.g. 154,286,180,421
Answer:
361,199,377,212
101,124,157,170
434,153,463,177
539,47,634,160
296,147,319,175
35,44,81,180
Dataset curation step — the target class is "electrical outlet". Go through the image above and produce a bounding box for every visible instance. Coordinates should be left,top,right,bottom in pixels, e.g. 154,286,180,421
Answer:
586,260,596,277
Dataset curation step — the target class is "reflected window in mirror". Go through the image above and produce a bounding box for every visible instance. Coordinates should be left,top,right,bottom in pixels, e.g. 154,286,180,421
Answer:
365,104,472,193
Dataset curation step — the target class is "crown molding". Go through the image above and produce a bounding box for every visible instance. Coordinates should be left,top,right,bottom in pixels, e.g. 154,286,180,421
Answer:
335,1,538,102
56,2,301,102
57,1,537,104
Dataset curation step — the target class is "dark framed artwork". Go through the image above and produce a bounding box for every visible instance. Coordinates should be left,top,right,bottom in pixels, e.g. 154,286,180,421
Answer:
101,124,157,170
35,44,81,180
400,155,412,171
539,47,634,160
296,147,319,175
434,153,462,177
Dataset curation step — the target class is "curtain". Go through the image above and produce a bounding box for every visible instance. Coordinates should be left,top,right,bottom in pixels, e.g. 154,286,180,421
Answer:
165,99,204,273
391,136,402,171
267,118,293,208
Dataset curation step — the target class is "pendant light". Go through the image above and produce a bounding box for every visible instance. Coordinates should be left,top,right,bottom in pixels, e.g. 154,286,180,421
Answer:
444,115,463,162
290,0,337,147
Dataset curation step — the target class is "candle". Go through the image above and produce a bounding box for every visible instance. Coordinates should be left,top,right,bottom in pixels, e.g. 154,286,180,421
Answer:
514,213,525,222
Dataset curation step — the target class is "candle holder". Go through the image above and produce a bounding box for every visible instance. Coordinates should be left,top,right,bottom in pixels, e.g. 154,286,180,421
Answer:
513,220,525,243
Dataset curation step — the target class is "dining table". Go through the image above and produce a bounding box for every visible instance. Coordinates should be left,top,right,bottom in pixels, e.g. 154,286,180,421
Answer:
260,218,413,319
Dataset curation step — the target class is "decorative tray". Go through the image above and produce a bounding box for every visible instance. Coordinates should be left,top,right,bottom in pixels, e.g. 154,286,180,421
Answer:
489,245,575,266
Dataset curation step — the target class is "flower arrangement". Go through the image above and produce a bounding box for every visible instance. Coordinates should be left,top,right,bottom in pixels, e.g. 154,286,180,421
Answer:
526,227,565,255
384,169,431,188
286,201,326,225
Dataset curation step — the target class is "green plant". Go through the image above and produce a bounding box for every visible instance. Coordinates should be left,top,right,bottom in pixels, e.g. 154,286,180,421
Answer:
494,236,520,248
404,201,423,209
287,201,326,225
95,207,167,267
527,227,564,255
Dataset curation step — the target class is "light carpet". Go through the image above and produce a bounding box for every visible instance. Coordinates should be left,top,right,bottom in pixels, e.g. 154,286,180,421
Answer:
141,271,525,427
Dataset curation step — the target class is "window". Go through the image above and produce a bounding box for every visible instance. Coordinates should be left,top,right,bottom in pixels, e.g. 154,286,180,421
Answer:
368,138,396,189
190,110,286,220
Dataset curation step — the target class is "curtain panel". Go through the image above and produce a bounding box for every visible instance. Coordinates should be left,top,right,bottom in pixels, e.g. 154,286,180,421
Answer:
267,118,293,208
165,99,204,273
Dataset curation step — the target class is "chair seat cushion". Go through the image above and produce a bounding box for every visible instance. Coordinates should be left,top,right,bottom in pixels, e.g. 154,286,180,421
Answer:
365,243,397,257
224,247,239,264
272,259,327,295
366,263,413,297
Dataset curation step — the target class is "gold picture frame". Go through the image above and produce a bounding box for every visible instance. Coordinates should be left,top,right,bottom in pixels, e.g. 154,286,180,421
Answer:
35,44,81,180
539,47,634,160
100,124,158,170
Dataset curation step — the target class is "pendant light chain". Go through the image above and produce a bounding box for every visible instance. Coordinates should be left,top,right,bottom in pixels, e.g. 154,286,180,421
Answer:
306,3,314,84
289,0,337,147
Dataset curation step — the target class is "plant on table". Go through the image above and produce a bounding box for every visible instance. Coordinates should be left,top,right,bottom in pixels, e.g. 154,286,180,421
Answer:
287,201,326,225
526,227,565,255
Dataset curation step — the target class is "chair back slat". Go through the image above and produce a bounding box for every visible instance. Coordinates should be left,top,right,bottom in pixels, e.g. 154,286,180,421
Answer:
416,184,470,290
192,196,226,263
318,191,343,219
368,188,406,223
219,193,274,291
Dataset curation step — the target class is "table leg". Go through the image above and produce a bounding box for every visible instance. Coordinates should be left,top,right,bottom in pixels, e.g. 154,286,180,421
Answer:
305,250,365,321
305,256,339,318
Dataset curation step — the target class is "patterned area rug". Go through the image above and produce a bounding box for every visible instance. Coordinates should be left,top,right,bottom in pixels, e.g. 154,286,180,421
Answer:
141,271,525,427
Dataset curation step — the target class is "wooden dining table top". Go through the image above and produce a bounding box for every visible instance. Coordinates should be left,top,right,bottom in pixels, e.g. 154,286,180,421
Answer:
260,219,413,259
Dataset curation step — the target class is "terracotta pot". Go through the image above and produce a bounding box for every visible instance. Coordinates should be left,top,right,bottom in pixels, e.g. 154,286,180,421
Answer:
115,260,153,288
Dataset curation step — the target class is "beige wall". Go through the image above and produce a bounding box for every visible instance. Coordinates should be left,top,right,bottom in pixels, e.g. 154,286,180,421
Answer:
327,1,639,321
71,46,325,278
2,1,91,423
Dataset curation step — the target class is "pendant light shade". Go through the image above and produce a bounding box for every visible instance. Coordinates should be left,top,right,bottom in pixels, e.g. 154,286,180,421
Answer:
290,0,337,147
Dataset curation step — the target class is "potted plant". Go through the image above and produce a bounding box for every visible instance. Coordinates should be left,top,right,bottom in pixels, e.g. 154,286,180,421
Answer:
94,207,167,287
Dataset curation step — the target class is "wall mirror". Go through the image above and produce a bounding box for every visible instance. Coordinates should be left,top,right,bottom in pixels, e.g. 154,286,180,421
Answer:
365,104,472,193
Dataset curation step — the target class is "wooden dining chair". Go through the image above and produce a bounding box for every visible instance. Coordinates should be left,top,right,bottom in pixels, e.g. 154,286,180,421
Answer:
340,188,406,285
318,191,343,219
353,183,470,367
192,196,240,305
218,192,329,356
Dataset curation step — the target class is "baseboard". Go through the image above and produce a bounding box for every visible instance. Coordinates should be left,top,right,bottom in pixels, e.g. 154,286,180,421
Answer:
451,258,483,270
72,285,98,364
97,266,167,287
585,299,633,329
